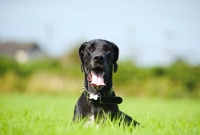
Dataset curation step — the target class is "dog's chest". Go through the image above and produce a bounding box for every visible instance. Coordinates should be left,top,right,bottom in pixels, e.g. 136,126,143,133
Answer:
85,106,111,126
86,114,95,126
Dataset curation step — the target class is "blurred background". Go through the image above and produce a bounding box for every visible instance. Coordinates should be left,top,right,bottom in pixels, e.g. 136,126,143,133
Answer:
0,0,200,98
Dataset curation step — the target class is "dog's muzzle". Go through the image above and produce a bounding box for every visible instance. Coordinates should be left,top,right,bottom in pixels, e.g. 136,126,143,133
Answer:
87,67,108,89
90,70,105,86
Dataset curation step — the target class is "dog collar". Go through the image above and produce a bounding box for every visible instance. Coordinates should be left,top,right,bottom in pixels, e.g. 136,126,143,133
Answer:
83,85,123,104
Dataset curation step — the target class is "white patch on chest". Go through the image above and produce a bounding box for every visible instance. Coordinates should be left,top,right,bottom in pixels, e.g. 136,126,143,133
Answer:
86,114,95,127
86,114,99,129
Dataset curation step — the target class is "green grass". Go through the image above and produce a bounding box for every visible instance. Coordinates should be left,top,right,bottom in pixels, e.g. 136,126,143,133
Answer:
0,94,199,135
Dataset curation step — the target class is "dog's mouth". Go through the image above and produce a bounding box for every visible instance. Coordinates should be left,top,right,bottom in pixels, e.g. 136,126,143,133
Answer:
87,68,107,89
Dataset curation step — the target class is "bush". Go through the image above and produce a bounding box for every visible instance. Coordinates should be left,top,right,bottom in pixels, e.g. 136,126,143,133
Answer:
0,55,200,98
0,56,18,75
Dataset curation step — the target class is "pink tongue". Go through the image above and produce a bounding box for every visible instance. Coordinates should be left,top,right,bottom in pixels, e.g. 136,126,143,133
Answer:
90,71,106,86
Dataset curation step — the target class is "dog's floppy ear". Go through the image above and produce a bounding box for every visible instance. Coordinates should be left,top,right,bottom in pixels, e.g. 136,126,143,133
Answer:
111,42,119,73
79,42,87,72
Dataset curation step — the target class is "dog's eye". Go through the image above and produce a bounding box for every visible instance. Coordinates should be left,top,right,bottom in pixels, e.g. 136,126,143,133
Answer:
104,46,111,52
87,46,95,52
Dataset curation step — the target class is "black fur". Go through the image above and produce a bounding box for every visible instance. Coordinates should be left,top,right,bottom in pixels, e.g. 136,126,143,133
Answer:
73,39,139,126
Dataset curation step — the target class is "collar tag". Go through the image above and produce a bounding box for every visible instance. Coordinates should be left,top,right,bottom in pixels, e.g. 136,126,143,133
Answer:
89,94,98,100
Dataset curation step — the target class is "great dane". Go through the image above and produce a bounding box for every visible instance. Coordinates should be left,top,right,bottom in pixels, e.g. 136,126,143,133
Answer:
73,39,139,126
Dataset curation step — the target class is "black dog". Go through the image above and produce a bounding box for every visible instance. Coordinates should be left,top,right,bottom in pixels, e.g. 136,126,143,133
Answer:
73,39,139,126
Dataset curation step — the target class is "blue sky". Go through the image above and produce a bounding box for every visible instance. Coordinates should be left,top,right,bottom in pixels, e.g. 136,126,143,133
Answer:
0,0,200,66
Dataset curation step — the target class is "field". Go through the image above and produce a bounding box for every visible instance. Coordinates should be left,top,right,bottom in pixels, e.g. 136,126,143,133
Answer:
0,93,199,135
1,43,200,135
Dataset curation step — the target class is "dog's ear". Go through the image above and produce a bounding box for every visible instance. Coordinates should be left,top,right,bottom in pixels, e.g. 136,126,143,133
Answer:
113,63,118,73
111,42,119,73
79,42,87,72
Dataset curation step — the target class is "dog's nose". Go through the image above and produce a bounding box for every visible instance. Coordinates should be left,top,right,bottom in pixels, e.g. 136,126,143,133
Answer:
94,55,104,62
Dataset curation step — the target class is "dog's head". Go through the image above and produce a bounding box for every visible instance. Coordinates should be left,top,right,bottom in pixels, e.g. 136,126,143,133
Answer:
79,39,119,90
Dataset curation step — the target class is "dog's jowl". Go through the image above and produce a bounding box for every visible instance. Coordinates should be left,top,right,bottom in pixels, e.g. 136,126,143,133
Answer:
72,39,139,126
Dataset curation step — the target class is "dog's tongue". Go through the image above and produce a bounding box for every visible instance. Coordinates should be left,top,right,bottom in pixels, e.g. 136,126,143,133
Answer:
90,71,106,86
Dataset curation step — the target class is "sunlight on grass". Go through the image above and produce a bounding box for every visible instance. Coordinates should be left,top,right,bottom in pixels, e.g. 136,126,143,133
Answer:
0,94,199,135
